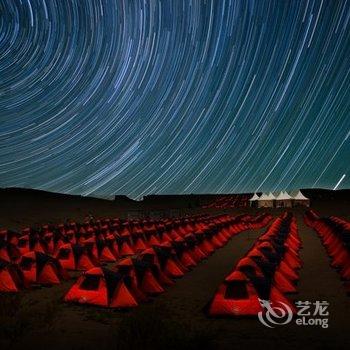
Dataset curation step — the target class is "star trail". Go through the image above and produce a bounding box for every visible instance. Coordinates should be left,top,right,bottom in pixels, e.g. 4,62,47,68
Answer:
0,0,349,199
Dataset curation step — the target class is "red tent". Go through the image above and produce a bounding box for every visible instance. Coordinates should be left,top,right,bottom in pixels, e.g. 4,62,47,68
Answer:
208,271,263,316
55,243,99,271
19,251,68,287
0,260,22,292
65,267,138,308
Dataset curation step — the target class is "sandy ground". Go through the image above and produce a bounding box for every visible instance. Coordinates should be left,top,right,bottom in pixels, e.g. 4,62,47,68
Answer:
1,189,350,349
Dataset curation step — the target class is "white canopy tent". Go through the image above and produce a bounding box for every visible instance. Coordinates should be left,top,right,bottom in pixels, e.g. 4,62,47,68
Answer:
275,191,293,208
267,192,276,200
293,190,310,207
257,192,275,208
249,193,260,207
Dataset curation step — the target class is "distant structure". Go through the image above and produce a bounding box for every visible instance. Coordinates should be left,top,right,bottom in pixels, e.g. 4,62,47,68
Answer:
267,192,276,201
257,192,275,208
250,190,310,208
249,193,260,208
275,191,293,208
293,190,310,207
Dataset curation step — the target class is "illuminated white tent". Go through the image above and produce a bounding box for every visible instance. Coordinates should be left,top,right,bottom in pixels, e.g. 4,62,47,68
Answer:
293,190,310,207
249,193,260,207
275,191,293,208
257,192,274,208
268,192,276,200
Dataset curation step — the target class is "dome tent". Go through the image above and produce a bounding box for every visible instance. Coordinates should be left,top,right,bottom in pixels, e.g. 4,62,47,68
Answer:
64,267,138,308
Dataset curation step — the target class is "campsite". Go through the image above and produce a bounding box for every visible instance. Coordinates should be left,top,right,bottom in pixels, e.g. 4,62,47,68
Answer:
1,188,350,349
1,1,349,349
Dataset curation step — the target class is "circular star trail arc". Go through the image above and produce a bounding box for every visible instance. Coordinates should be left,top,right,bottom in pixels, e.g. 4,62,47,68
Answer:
0,0,349,199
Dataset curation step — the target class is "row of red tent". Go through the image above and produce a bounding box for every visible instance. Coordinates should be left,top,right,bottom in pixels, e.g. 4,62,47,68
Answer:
304,210,350,295
202,195,251,209
206,212,302,316
0,214,255,265
0,213,272,295
64,213,273,308
1,214,263,259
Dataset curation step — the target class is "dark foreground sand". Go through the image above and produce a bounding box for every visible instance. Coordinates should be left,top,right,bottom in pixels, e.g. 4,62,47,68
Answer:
1,190,350,349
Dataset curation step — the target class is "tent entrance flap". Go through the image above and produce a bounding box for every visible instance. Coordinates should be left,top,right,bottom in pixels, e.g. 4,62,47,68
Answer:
225,281,249,300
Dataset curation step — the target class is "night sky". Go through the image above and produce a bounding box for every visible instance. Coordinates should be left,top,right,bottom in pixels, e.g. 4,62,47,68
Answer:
0,0,349,199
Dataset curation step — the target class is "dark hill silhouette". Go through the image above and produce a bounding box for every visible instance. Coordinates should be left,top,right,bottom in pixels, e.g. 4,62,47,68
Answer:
1,187,349,229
